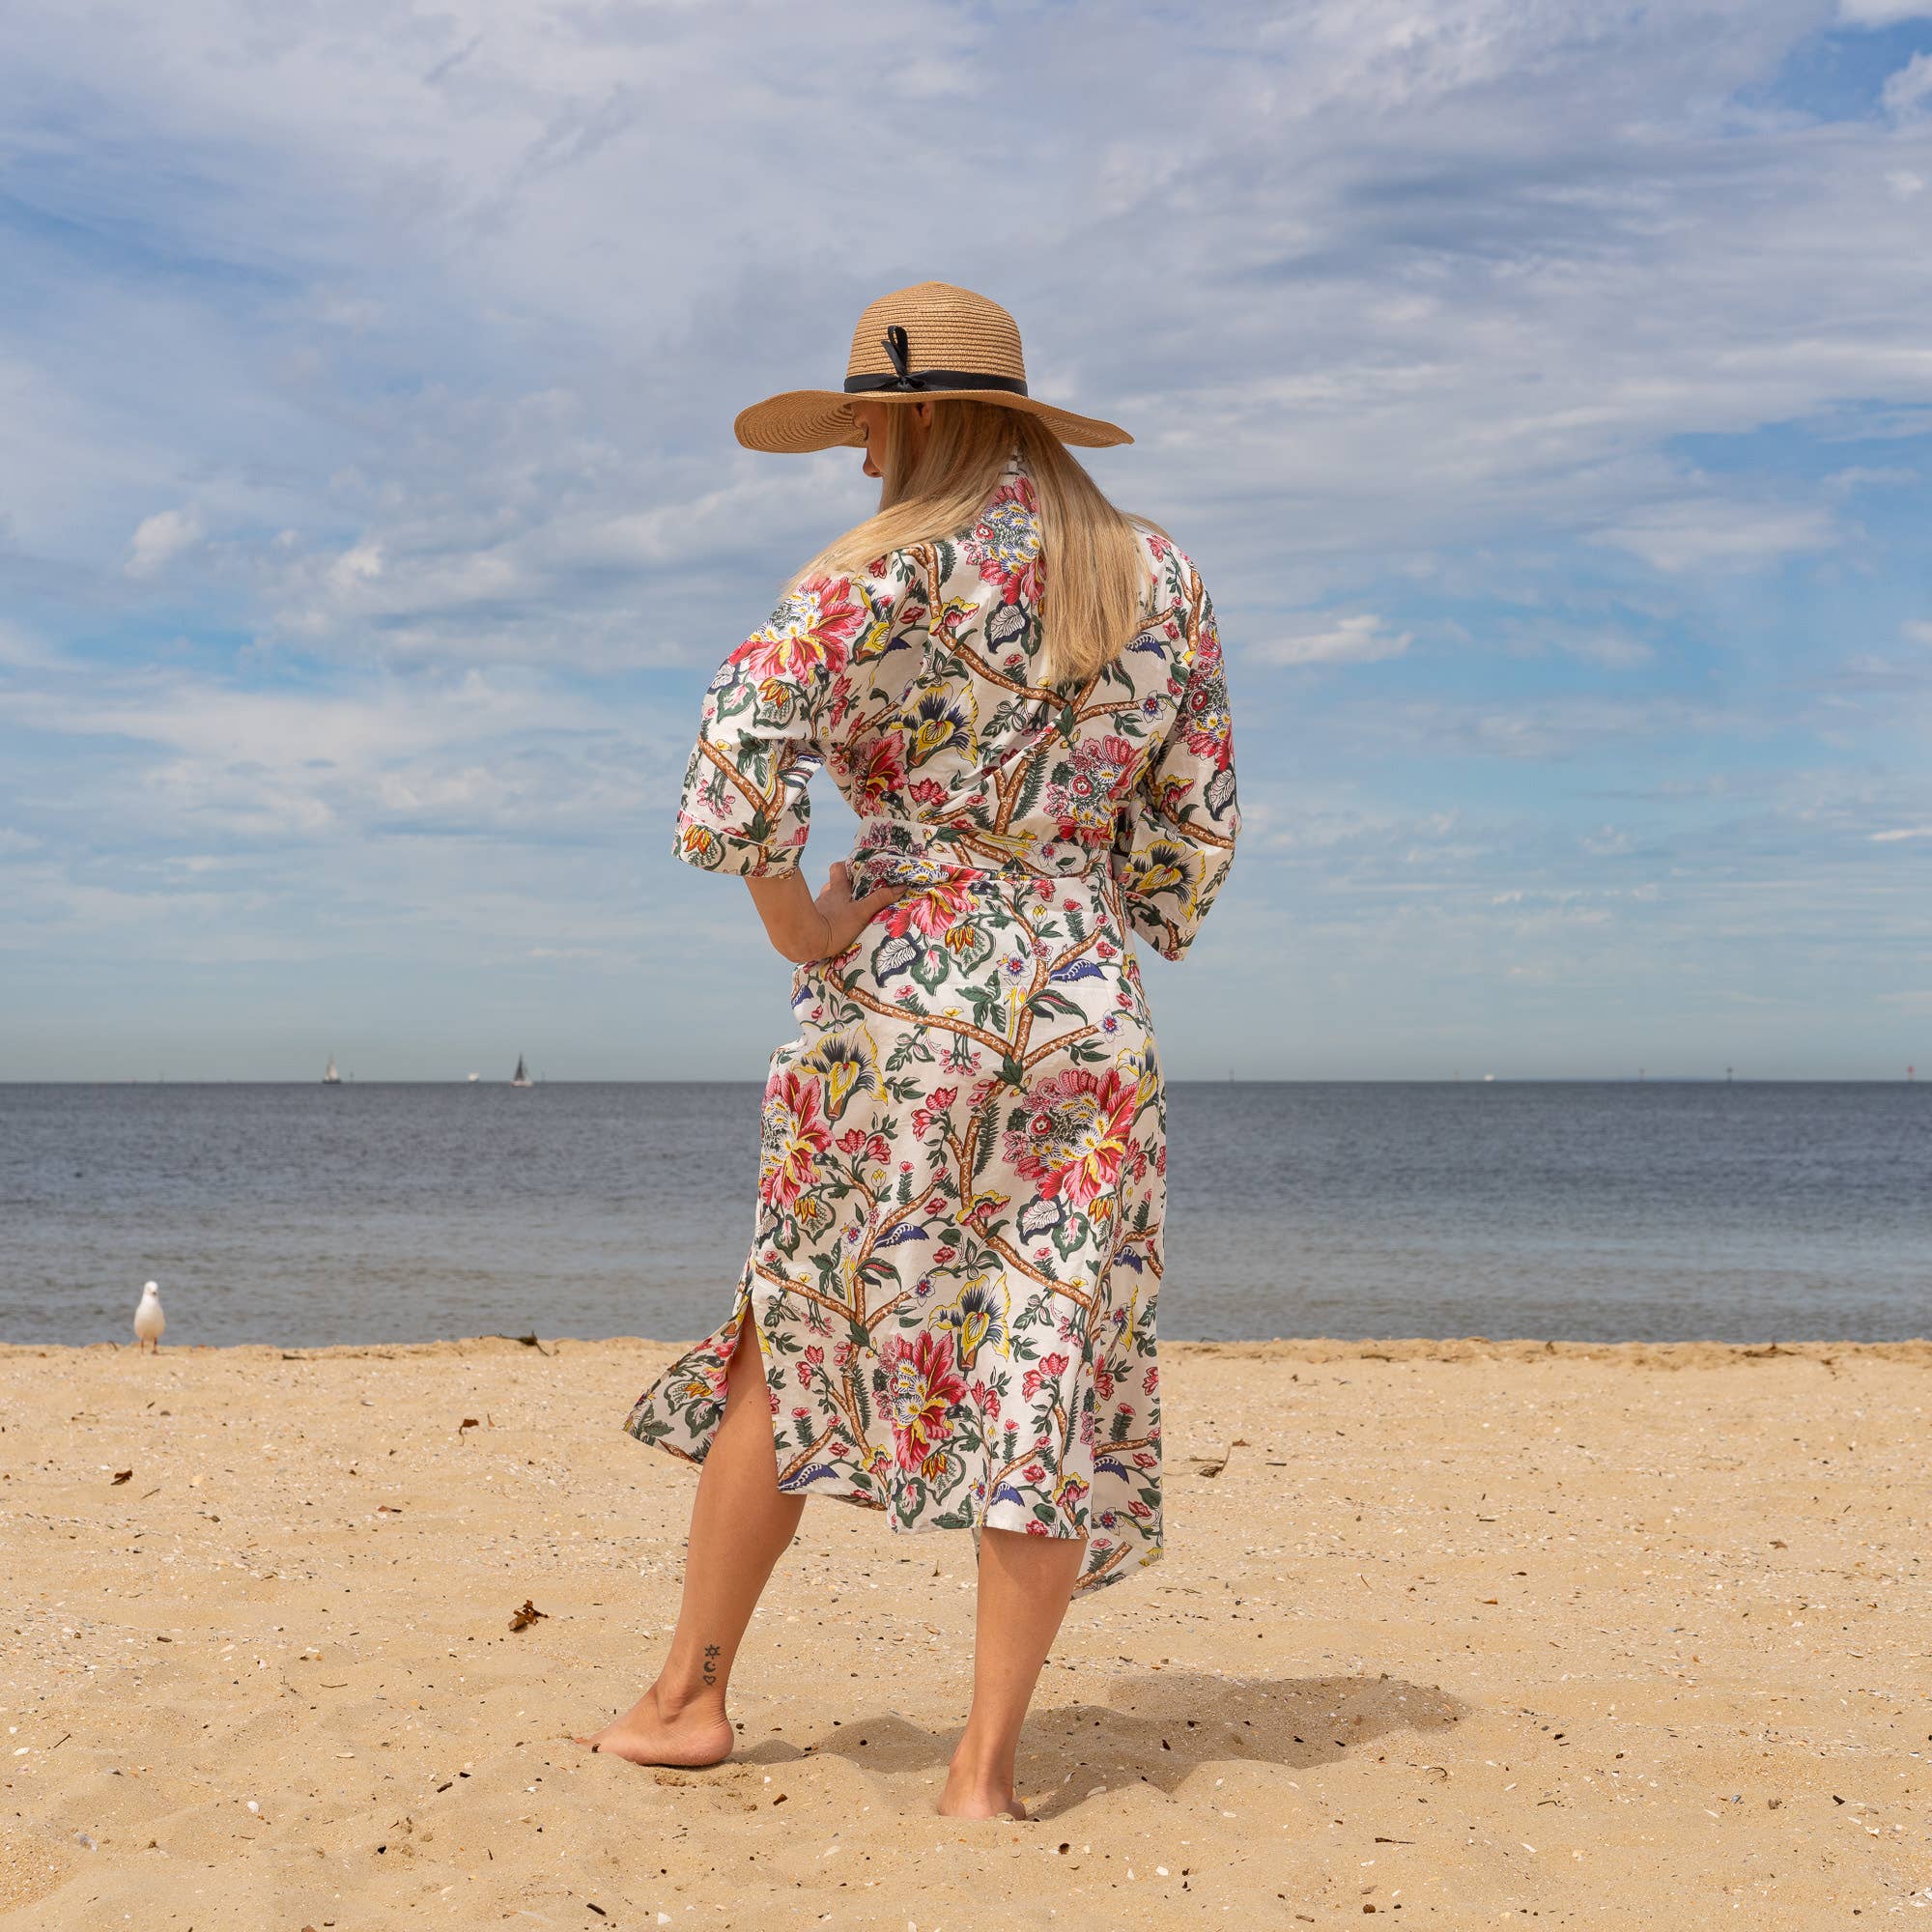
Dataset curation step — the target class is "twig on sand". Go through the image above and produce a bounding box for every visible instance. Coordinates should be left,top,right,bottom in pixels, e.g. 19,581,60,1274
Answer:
490,1332,551,1356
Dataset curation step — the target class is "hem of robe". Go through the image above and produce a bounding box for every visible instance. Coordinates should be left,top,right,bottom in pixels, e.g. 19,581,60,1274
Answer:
621,1274,1160,1600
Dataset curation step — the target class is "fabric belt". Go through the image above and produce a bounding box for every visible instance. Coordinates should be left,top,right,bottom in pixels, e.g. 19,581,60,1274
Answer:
847,813,1114,893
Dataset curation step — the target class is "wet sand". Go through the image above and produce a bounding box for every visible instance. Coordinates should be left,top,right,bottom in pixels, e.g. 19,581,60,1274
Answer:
1,1334,1926,1928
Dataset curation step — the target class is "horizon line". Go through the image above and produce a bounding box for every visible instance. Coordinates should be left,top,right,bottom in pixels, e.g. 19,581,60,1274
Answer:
2,1074,1922,1088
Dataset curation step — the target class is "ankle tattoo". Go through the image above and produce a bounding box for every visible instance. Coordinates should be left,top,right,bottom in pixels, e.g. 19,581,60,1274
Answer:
701,1642,720,1689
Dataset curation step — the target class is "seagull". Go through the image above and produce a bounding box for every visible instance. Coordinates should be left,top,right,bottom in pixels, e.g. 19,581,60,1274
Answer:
134,1281,165,1352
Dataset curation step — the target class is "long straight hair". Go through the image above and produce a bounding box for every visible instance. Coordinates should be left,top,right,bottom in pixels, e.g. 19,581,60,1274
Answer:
788,400,1169,688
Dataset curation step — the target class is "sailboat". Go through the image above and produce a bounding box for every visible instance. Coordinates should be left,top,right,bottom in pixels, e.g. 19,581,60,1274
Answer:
510,1053,533,1088
323,1055,342,1085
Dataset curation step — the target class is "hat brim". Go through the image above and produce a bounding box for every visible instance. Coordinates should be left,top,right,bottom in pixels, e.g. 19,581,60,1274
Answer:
733,388,1132,454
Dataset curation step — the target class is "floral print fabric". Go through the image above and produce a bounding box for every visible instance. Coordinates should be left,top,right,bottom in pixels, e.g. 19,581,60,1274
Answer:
624,441,1238,1594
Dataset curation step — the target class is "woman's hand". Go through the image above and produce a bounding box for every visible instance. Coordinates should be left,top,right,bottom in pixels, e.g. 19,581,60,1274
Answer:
744,862,915,965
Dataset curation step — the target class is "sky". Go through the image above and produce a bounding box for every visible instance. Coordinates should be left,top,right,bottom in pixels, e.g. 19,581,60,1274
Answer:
3,0,1930,1082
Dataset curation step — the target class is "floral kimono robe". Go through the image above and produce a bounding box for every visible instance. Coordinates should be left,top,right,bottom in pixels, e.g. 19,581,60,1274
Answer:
624,442,1238,1594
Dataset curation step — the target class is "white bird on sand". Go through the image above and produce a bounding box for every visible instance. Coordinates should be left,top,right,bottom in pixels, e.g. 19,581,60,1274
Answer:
134,1281,165,1352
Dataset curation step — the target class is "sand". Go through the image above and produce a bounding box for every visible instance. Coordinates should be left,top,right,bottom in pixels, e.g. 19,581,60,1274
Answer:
0,1333,1926,1929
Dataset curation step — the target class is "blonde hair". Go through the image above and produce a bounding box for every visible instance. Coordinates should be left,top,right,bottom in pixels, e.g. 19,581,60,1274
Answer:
788,400,1169,688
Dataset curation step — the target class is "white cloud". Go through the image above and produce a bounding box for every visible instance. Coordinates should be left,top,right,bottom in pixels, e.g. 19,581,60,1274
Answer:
1254,611,1413,667
126,505,204,577
0,622,63,669
1881,50,1932,119
1367,694,1739,761
1590,498,1837,575
1903,619,1932,646
1823,465,1919,492
0,661,676,843
1560,633,1654,670
1870,825,1932,841
1838,0,1932,23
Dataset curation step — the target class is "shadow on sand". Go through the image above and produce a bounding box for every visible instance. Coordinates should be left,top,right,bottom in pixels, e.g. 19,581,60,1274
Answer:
740,1670,1470,1818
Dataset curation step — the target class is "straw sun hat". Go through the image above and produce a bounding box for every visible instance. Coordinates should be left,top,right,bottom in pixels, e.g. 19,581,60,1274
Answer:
732,280,1132,454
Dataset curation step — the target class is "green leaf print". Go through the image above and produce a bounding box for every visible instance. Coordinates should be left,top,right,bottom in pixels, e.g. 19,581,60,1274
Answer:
910,946,951,992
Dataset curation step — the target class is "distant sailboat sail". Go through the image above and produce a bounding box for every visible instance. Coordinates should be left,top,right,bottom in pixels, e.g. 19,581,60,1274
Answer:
323,1055,341,1085
510,1053,532,1088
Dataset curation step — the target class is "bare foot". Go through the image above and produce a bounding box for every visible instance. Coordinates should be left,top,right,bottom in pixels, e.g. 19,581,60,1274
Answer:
937,1762,1028,1819
572,1684,734,1768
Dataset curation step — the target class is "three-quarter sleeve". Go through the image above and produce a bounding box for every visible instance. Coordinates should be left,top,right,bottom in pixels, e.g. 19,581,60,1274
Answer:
1110,564,1239,959
671,566,898,878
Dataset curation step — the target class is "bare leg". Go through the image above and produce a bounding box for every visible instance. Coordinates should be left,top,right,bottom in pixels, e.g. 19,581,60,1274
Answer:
574,1311,805,1765
938,1526,1088,1818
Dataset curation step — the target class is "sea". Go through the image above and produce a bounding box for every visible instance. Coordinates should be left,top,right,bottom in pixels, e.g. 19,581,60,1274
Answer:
2,1081,1925,1350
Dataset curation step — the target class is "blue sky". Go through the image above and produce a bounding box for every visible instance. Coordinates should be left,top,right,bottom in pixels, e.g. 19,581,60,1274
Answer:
3,0,1930,1081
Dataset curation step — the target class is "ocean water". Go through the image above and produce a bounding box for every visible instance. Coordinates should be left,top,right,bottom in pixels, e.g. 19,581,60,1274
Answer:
1,1081,1925,1349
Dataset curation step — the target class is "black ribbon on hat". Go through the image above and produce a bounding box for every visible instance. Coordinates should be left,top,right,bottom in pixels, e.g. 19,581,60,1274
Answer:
842,323,1029,397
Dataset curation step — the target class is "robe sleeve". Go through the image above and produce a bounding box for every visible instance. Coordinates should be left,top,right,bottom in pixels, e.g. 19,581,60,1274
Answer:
670,563,901,878
1110,563,1240,959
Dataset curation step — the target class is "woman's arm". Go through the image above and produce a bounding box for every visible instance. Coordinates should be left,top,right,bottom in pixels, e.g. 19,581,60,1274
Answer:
744,862,913,964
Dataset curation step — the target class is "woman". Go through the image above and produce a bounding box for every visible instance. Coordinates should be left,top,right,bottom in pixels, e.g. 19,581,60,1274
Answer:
577,282,1238,1819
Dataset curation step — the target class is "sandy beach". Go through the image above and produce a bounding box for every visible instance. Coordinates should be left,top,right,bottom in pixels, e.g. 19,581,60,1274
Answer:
1,1334,1925,1929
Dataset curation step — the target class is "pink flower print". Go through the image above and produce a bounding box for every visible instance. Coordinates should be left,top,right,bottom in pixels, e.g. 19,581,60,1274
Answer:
758,1071,831,1212
1004,1067,1139,1211
958,475,1044,605
885,882,976,941
882,1329,967,1479
728,574,867,683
